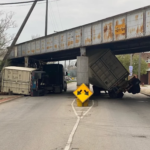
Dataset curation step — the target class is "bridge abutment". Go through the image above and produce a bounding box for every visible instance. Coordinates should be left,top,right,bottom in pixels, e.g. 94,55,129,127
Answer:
76,48,89,106
24,57,29,67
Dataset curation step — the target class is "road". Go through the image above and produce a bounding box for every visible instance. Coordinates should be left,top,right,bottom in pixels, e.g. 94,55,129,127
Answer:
0,82,150,150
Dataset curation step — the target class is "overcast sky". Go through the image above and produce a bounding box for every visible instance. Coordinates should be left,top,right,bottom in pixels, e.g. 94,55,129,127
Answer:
0,0,150,44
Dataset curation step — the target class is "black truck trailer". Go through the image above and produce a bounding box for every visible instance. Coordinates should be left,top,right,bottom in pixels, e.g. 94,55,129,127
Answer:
43,64,67,93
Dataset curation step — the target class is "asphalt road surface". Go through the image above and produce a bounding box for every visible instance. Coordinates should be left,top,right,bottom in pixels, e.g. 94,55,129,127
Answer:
0,82,150,150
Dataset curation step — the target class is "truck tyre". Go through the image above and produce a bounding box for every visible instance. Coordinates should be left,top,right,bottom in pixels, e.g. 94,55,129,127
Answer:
64,88,67,92
64,81,67,92
93,86,100,96
54,86,62,93
108,91,117,98
60,88,62,93
109,91,124,99
117,92,124,98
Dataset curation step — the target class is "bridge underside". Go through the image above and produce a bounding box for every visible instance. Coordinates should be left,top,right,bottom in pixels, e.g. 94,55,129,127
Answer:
10,36,150,65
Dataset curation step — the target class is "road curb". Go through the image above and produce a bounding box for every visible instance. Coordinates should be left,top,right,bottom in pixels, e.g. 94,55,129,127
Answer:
141,92,150,96
141,93,150,96
140,87,150,96
0,96,23,104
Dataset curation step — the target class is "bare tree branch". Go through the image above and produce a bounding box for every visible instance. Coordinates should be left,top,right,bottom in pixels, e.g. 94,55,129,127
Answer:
0,11,16,50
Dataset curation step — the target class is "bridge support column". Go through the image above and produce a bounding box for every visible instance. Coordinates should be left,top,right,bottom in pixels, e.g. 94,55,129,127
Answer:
24,57,29,67
76,48,89,107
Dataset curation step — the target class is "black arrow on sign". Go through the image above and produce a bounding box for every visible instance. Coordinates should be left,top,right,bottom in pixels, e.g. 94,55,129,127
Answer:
77,90,82,95
84,90,89,95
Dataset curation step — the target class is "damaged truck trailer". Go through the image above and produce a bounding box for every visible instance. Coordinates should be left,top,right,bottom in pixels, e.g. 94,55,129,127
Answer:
86,49,140,98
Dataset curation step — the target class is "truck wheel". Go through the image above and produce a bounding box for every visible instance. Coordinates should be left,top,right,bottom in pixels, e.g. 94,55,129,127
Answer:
64,88,67,92
117,92,124,98
108,91,117,98
93,86,100,96
54,89,62,93
64,81,67,92
54,86,62,93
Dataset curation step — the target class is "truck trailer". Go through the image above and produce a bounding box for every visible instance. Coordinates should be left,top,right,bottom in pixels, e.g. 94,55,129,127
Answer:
1,64,67,96
42,64,67,93
86,49,140,98
1,66,46,96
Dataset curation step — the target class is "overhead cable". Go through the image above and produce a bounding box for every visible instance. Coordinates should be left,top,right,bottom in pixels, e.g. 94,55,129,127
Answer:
0,0,59,5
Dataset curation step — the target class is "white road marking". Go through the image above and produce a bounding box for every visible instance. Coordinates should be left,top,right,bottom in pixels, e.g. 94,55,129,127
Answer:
74,107,90,108
81,101,94,119
71,99,78,117
64,99,94,150
76,111,86,113
64,117,80,150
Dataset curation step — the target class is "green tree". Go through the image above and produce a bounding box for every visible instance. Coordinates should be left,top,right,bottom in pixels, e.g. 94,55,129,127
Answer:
116,54,148,75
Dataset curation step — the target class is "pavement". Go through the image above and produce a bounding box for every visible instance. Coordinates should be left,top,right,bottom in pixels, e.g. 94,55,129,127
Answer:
0,82,150,150
0,95,22,104
140,85,150,96
0,83,77,150
71,93,150,150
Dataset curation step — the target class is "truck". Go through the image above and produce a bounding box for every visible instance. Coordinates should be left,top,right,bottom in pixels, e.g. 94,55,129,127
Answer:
86,49,140,98
1,66,46,96
1,64,67,96
42,64,67,93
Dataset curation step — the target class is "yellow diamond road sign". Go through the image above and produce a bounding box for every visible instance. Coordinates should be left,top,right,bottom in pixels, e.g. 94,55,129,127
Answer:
73,83,93,103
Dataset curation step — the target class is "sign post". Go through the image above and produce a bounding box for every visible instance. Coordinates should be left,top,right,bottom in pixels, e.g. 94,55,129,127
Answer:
129,66,133,77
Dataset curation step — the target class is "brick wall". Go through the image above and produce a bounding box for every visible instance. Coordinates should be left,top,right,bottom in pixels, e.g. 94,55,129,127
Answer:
141,73,148,84
148,72,150,85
